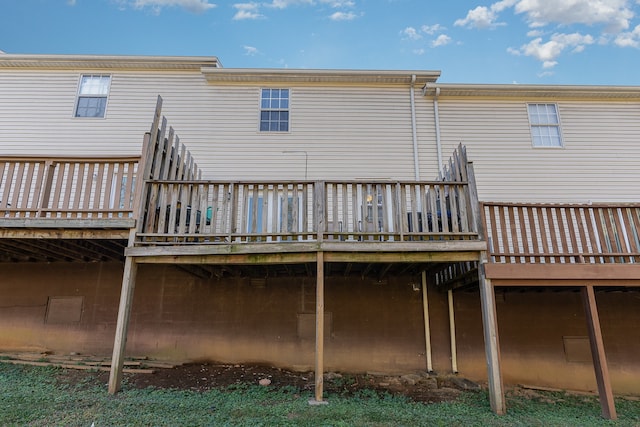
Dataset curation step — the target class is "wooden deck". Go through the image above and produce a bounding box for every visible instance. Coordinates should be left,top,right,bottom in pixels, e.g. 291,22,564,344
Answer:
115,97,485,263
481,201,640,420
0,156,138,261
482,202,640,285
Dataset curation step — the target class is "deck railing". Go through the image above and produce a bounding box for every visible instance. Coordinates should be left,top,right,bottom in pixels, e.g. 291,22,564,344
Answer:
482,202,640,264
136,180,478,244
0,157,138,219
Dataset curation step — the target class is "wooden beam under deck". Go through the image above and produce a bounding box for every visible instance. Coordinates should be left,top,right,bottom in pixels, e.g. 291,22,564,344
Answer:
0,228,131,239
133,252,318,265
0,218,135,230
126,240,486,265
486,263,640,286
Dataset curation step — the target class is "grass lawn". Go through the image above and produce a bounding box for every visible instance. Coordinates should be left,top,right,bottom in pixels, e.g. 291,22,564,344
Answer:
1,364,639,426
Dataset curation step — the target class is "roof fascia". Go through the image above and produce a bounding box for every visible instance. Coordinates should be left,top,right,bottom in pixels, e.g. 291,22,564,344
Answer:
423,83,640,100
201,67,441,86
0,54,221,71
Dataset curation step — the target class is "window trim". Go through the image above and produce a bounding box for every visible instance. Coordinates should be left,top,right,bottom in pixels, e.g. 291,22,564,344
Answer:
526,103,564,148
74,74,111,118
259,88,290,132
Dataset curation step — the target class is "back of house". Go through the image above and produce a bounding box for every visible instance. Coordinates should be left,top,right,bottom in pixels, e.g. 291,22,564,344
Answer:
1,53,639,404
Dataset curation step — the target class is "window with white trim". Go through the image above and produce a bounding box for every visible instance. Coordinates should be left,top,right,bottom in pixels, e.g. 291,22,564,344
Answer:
75,75,111,118
260,88,289,132
527,103,562,147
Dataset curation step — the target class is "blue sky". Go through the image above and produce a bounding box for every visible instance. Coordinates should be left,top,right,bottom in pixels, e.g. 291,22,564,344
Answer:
1,0,639,85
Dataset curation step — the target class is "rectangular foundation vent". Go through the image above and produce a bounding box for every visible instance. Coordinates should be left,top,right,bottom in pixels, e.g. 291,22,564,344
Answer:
563,336,592,363
45,296,84,324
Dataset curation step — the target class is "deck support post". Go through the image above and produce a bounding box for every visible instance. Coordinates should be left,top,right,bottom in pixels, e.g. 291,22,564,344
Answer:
108,256,138,394
582,285,617,420
478,252,505,415
310,251,328,405
421,271,433,373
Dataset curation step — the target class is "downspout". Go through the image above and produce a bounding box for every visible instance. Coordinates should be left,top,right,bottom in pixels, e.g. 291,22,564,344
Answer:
421,271,434,372
433,85,443,177
448,289,459,373
410,75,420,180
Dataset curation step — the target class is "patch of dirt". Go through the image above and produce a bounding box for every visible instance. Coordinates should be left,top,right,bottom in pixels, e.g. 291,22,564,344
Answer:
59,362,476,404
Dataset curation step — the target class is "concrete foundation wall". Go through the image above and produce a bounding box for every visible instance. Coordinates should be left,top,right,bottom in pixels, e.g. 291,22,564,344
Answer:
0,262,638,394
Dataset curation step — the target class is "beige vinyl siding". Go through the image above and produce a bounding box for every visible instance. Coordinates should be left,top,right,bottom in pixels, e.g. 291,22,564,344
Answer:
176,85,421,181
415,100,439,179
0,70,428,181
0,70,163,156
436,99,640,203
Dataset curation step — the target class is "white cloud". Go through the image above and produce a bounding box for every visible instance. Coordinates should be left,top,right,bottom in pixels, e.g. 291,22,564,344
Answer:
510,32,595,63
265,0,353,7
243,45,259,55
432,34,452,47
402,26,422,40
330,11,356,20
233,2,263,19
320,0,355,6
457,0,635,33
126,0,216,13
67,0,77,5
421,24,445,35
455,6,500,29
454,0,516,28
413,48,426,55
614,24,640,46
514,0,633,33
231,0,356,21
459,0,638,68
265,0,313,9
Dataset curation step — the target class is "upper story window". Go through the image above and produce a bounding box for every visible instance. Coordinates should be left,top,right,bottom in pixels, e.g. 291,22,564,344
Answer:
527,103,562,147
260,88,289,132
75,75,111,118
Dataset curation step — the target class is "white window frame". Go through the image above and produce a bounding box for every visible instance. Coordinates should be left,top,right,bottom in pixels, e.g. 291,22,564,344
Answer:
74,74,111,118
527,103,563,148
259,88,290,132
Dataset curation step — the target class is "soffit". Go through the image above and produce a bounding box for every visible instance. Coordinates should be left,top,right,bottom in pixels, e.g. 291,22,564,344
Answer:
201,67,441,86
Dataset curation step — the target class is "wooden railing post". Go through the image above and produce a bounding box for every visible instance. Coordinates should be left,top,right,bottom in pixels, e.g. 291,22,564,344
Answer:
466,161,482,235
37,160,56,217
315,181,325,242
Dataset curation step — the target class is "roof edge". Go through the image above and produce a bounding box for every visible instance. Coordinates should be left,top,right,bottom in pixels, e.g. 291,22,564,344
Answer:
201,67,441,85
0,54,221,70
424,83,640,99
